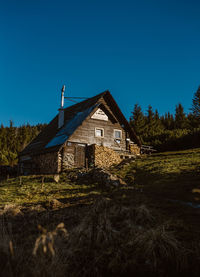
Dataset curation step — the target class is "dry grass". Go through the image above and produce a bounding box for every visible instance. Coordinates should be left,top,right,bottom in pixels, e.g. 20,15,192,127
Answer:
0,196,199,276
0,149,200,276
53,198,190,276
132,225,184,270
33,223,68,257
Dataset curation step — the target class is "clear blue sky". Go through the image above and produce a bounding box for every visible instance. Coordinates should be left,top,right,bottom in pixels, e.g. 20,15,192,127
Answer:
1,0,200,126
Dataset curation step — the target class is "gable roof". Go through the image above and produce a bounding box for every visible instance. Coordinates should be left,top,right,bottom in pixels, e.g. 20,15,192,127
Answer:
20,91,140,156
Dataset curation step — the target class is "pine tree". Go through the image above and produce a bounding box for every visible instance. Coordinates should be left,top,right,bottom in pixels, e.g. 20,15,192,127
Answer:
147,105,154,124
191,86,200,122
130,104,145,138
161,113,174,130
187,113,197,129
191,86,200,117
175,103,187,129
154,109,159,121
154,109,164,132
146,105,156,137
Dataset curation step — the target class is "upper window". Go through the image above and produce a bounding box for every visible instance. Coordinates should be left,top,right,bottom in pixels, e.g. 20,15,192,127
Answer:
114,129,122,139
95,128,104,138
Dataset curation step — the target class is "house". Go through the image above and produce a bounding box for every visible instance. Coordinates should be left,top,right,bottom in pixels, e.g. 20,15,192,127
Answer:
19,89,141,175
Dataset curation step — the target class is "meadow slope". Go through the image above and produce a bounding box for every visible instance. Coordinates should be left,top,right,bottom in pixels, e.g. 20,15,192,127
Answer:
0,149,200,276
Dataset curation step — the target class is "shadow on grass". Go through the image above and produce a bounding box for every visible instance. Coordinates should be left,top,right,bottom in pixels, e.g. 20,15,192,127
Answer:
153,150,200,157
134,167,199,185
122,161,200,203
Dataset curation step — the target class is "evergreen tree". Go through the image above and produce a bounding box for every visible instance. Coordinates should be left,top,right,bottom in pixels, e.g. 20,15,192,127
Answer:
191,86,200,119
175,103,187,129
146,105,156,136
147,105,154,124
130,104,145,138
154,109,159,121
161,112,174,130
154,109,164,132
167,113,174,130
187,113,198,129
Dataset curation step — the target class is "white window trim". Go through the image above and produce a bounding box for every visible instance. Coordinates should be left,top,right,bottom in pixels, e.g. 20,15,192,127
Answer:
114,129,122,140
95,127,104,138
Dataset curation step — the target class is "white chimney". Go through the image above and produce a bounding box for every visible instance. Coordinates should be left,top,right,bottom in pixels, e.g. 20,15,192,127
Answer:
58,85,65,129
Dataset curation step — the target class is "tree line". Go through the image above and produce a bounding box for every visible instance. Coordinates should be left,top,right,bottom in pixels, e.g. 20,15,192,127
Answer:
130,86,200,151
0,122,46,166
1,86,200,166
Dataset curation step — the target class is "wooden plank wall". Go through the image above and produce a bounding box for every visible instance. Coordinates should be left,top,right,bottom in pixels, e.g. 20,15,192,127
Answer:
68,100,128,151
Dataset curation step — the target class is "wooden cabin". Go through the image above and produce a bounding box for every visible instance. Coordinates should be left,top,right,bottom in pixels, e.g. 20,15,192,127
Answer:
19,90,141,175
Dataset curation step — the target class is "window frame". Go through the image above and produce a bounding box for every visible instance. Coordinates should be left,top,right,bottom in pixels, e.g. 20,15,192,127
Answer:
95,127,104,138
114,129,122,140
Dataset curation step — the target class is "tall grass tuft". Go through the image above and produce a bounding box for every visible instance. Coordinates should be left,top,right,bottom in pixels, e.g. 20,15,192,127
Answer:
33,222,68,257
0,197,198,276
61,198,188,276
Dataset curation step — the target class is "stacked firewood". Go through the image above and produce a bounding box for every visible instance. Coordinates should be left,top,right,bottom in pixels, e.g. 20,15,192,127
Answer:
94,145,122,167
130,144,140,155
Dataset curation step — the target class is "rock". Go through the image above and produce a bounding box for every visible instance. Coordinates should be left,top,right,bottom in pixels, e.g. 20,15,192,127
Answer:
53,174,60,183
90,167,126,188
25,204,46,213
49,199,64,209
3,204,23,216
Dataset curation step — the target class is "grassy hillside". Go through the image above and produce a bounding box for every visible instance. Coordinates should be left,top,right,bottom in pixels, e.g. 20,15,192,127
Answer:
0,175,100,206
113,148,200,203
0,149,200,276
1,148,200,206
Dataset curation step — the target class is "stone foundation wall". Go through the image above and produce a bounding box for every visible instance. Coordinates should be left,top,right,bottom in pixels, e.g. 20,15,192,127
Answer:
62,153,75,170
32,152,59,174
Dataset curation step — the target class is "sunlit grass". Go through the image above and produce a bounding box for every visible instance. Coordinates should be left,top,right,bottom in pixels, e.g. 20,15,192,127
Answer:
1,148,200,206
0,176,98,205
112,148,200,201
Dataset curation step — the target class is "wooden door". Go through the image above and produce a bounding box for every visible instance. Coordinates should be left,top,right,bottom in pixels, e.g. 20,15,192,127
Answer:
75,144,86,167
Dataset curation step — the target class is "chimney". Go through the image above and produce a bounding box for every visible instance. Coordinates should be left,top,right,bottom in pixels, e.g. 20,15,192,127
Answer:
58,85,65,129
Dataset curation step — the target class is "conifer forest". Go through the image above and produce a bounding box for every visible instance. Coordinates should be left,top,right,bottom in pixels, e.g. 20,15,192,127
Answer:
130,86,200,151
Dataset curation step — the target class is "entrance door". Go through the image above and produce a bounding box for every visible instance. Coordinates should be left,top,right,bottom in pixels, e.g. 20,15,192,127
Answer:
75,144,86,167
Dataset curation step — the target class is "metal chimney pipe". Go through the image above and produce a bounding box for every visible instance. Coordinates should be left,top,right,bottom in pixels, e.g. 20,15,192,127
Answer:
58,85,65,129
61,85,65,108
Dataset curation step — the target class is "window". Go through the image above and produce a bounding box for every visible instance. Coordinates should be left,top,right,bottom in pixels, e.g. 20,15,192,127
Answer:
114,129,122,139
95,128,104,137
